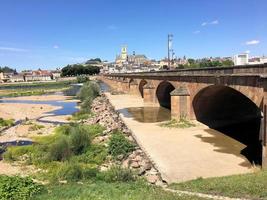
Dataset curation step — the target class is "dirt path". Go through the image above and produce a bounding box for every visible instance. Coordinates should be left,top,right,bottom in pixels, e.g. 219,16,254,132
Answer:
105,93,255,183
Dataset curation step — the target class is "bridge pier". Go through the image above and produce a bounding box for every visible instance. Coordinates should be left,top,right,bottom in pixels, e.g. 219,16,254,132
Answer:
143,83,158,105
129,81,139,95
262,79,267,168
170,86,190,120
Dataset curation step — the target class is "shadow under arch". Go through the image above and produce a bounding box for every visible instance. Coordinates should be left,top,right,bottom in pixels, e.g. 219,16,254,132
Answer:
156,81,175,109
193,85,262,165
139,80,148,98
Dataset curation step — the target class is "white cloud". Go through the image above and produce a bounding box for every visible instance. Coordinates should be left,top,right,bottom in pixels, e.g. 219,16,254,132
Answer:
245,50,251,54
210,20,219,25
201,20,219,26
0,46,28,52
53,45,59,49
107,25,117,30
193,30,200,34
245,40,260,45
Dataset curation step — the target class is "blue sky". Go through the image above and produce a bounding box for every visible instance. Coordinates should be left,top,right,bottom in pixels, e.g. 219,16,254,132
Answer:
0,0,266,70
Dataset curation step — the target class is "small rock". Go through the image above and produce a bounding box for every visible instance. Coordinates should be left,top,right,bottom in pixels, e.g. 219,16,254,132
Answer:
130,161,140,168
146,175,158,184
59,180,67,184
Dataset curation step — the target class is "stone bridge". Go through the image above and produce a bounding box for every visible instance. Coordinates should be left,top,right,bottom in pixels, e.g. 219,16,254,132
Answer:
100,63,267,168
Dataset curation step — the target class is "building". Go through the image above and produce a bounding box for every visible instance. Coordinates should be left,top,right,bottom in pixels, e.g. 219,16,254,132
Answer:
115,45,128,66
233,53,249,66
24,70,52,82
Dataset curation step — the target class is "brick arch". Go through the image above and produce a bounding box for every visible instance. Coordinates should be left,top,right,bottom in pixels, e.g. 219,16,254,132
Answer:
156,81,175,109
192,84,262,165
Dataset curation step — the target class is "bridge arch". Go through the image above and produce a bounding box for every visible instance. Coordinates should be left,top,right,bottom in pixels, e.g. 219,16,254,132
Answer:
139,79,148,98
156,81,175,109
193,85,262,164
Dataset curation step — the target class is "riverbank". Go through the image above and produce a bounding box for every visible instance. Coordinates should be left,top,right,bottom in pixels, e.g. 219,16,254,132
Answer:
0,80,76,97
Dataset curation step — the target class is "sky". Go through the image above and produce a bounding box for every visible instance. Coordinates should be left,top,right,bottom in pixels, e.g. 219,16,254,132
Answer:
0,0,266,70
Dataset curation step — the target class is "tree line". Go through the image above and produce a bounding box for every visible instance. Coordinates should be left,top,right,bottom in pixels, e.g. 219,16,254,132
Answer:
0,66,17,73
61,64,100,77
179,59,234,69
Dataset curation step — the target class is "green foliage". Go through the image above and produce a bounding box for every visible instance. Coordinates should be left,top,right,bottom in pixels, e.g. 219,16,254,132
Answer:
108,132,135,158
74,144,107,165
71,110,93,121
85,58,102,64
0,81,76,98
170,170,267,199
0,118,14,128
0,66,16,73
34,181,203,200
3,145,34,162
47,136,72,161
77,75,89,83
98,166,136,183
77,81,100,102
0,175,43,200
159,117,195,129
57,162,83,182
29,124,45,131
61,64,100,77
183,58,234,68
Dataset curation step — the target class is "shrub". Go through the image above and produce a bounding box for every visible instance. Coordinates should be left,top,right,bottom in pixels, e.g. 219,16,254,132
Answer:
57,162,83,182
74,144,107,165
77,75,89,83
98,166,136,183
108,132,135,158
77,81,100,102
69,125,91,154
0,118,14,128
3,145,34,162
47,136,72,161
29,124,45,131
0,175,43,200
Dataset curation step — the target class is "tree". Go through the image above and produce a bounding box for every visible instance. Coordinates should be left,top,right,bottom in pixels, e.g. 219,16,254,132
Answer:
61,64,100,77
222,60,234,67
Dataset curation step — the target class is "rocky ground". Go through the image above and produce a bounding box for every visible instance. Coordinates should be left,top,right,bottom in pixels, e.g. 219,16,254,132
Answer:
84,94,166,186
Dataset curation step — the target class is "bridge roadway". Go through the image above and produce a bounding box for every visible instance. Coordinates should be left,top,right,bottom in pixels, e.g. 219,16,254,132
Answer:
101,63,267,182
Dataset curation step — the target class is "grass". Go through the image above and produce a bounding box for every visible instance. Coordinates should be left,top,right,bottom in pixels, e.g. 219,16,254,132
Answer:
159,118,195,128
29,124,45,131
0,118,15,128
0,81,76,97
33,180,207,200
169,170,267,199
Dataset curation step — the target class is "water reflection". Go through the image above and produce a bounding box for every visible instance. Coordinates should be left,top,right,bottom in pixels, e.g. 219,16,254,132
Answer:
119,107,171,123
98,81,111,92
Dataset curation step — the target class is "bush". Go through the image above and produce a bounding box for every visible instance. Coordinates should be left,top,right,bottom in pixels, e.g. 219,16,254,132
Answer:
98,166,136,183
29,124,45,131
77,81,100,102
47,136,72,161
77,75,89,83
69,125,91,154
108,132,135,158
74,144,107,165
57,163,83,182
0,175,43,200
3,145,34,162
0,118,14,128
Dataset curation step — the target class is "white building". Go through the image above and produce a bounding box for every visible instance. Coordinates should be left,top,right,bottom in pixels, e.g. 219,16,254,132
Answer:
233,53,249,66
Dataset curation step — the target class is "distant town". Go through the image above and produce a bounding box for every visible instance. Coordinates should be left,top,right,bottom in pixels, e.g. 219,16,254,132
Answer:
0,45,267,83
